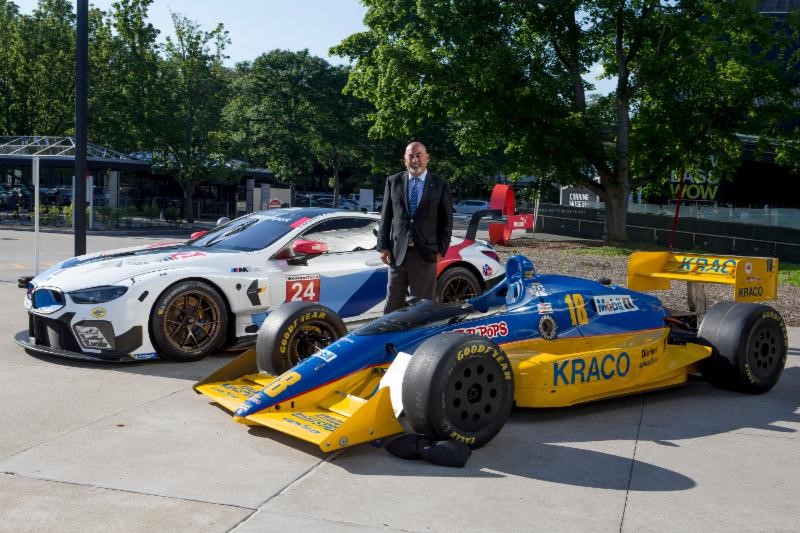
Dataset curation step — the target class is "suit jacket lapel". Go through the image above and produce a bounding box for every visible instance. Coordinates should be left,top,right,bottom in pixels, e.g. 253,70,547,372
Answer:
401,171,411,214
416,173,434,213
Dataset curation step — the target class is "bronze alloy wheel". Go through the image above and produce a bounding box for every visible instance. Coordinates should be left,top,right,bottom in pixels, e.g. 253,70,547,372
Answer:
161,289,223,352
436,266,481,303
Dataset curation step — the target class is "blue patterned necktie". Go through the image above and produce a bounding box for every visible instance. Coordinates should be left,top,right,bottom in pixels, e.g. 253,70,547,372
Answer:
409,177,419,217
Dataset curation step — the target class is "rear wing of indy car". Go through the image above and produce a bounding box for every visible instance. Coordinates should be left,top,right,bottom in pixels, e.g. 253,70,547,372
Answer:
627,252,778,312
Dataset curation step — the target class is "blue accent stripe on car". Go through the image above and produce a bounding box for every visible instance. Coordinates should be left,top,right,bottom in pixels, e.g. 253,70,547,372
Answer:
319,270,388,318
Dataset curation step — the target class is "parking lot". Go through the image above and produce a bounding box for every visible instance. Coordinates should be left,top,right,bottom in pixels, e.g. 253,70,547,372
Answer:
0,227,798,532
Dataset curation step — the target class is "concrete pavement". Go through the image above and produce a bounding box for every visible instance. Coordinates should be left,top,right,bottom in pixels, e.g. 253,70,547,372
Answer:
0,228,798,532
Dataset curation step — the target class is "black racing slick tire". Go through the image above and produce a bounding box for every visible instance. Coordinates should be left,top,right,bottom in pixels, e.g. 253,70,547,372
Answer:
435,266,482,304
256,302,347,374
698,302,788,394
151,280,228,362
402,333,514,448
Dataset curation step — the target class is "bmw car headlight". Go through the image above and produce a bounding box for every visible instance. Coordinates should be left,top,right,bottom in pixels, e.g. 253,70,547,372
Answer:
69,285,128,304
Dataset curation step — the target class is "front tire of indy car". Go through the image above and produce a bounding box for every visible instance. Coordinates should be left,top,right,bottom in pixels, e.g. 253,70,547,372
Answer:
151,280,229,362
402,333,514,448
256,302,347,374
435,266,481,304
697,302,788,394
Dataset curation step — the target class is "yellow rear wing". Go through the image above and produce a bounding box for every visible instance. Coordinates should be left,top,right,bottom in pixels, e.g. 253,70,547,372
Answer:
627,252,778,302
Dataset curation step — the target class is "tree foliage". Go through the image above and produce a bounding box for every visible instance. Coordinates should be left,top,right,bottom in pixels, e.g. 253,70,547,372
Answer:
333,0,787,240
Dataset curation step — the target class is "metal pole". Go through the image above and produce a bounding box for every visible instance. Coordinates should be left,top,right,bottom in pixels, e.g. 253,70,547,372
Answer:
669,168,686,250
74,0,88,256
33,157,40,274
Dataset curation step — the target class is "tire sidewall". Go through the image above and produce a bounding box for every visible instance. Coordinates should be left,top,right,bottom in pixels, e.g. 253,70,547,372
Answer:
404,333,514,448
435,266,481,303
151,280,228,362
256,302,346,374
736,307,788,391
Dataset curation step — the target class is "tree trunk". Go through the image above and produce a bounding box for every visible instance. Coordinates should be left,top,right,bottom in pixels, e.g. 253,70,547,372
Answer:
183,183,196,223
604,183,629,241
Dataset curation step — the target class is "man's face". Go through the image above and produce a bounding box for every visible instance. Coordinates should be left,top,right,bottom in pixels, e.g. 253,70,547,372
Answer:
404,143,429,176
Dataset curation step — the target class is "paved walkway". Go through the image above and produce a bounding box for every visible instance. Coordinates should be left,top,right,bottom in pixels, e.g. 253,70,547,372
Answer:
0,229,797,532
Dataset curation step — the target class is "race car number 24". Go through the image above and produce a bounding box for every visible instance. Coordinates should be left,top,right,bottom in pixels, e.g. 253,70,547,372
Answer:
286,274,320,302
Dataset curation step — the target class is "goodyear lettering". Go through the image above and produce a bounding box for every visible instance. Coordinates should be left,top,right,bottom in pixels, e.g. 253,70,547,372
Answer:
449,431,476,445
553,352,630,386
678,257,736,274
738,286,764,298
453,321,508,339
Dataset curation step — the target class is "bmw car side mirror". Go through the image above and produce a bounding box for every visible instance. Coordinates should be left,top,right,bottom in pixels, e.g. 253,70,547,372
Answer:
288,239,329,265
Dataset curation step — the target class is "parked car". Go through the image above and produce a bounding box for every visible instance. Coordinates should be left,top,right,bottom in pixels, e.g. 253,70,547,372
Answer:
18,208,505,363
453,199,491,214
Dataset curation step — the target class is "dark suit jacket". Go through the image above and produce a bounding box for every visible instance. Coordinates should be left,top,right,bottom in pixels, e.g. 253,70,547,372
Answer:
378,170,453,265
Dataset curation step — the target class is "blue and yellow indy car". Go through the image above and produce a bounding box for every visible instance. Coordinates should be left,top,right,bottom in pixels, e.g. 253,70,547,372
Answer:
195,251,787,451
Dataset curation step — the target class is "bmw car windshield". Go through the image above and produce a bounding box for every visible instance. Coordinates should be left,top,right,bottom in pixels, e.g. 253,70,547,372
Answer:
189,216,289,251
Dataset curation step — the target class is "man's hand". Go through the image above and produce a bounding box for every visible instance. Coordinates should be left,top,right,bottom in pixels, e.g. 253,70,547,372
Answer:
380,249,392,265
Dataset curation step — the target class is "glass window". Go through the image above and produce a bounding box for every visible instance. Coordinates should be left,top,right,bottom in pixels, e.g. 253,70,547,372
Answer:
299,217,378,254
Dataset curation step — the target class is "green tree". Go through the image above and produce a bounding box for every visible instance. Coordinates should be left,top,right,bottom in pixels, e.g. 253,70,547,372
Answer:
89,0,166,153
0,0,23,135
15,0,76,135
156,13,234,222
333,0,784,240
223,50,326,185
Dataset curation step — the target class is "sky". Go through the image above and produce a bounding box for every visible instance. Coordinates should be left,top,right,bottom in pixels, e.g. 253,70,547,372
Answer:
13,0,369,66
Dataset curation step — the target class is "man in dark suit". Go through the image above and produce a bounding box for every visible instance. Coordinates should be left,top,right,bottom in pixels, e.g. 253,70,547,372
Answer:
378,141,453,313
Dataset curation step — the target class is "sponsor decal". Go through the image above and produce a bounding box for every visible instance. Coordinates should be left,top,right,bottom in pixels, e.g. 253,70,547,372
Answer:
90,307,107,319
553,351,631,386
677,256,736,274
126,259,150,266
314,348,338,363
261,215,293,223
539,315,557,339
767,258,774,272
290,216,312,228
738,286,764,298
131,352,158,361
162,251,207,261
745,275,762,283
537,302,553,314
453,321,509,338
220,382,261,398
74,325,111,349
594,295,638,315
286,274,320,302
482,264,494,277
527,283,548,297
231,267,260,273
639,345,659,369
146,242,179,249
288,412,344,433
744,262,753,275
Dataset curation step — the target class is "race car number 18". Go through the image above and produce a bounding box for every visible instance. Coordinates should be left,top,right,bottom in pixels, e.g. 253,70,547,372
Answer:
286,276,320,302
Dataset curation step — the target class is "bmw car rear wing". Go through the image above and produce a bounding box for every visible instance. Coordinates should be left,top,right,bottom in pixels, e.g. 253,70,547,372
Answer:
627,252,778,303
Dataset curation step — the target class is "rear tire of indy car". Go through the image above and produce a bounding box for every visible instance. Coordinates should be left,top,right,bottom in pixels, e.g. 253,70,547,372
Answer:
697,301,788,394
435,266,482,303
256,302,347,375
151,280,229,362
402,333,514,448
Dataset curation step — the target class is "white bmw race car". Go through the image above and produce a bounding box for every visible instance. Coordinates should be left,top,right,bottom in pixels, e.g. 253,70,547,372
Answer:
16,208,505,362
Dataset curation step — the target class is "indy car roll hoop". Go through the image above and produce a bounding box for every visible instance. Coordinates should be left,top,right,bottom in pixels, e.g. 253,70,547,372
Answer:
196,251,788,452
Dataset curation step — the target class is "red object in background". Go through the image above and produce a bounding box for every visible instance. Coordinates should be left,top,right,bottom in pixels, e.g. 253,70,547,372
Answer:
487,184,534,245
190,230,208,240
269,198,282,209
